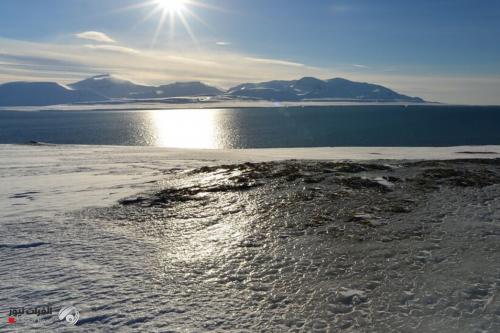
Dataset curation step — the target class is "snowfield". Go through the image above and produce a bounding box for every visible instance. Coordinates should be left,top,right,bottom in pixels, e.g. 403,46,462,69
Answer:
0,99,435,112
1,144,500,332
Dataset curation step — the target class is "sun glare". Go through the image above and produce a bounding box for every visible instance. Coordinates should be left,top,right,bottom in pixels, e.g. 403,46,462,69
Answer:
155,0,186,13
122,0,217,46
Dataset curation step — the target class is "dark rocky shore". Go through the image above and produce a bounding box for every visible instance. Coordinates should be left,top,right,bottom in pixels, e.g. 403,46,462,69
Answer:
88,159,500,332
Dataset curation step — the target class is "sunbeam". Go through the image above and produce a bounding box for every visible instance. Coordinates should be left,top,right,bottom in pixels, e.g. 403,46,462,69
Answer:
145,0,206,46
114,0,225,47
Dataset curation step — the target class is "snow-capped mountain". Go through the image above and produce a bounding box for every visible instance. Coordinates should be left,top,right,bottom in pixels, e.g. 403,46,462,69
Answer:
0,75,425,106
228,77,424,102
0,82,107,106
68,74,152,99
156,81,223,97
137,81,224,99
69,74,223,99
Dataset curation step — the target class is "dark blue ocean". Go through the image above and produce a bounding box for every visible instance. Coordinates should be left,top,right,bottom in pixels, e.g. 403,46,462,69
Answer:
1,105,500,149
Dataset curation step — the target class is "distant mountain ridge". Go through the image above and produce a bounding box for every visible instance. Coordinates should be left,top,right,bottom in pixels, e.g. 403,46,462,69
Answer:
227,77,424,102
0,74,425,106
0,82,107,106
152,81,223,98
68,74,152,99
69,74,224,99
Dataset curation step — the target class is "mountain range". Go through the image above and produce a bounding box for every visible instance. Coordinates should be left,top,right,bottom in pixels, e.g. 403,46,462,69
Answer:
0,74,425,106
228,77,423,102
68,74,224,99
0,82,107,106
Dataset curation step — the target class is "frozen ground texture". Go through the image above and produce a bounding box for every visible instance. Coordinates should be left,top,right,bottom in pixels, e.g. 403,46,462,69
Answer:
1,144,500,332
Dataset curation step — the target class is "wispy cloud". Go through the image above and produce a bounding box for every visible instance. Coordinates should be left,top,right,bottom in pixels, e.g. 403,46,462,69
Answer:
216,41,231,46
244,57,305,68
1,37,499,104
75,31,116,43
164,55,217,67
353,64,368,69
0,37,327,88
84,44,140,55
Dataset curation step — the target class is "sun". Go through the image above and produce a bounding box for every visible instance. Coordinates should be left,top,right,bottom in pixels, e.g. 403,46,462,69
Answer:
122,0,217,46
155,0,186,13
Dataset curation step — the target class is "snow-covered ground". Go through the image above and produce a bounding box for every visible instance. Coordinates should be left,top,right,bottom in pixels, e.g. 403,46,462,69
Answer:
1,144,500,332
2,144,499,218
0,100,436,112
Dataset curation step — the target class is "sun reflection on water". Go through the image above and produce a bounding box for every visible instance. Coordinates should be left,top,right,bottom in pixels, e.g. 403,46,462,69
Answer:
150,109,228,149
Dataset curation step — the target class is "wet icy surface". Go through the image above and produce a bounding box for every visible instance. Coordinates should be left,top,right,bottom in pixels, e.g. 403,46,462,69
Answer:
2,146,500,332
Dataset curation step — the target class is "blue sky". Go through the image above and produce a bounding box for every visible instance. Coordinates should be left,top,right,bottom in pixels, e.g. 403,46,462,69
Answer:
0,0,499,104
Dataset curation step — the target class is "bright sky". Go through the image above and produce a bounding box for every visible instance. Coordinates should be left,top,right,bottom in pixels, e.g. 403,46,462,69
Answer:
0,0,499,104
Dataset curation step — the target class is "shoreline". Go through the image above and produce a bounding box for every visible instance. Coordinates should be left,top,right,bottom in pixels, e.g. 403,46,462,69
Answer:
4,100,499,113
4,143,500,159
2,143,500,217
